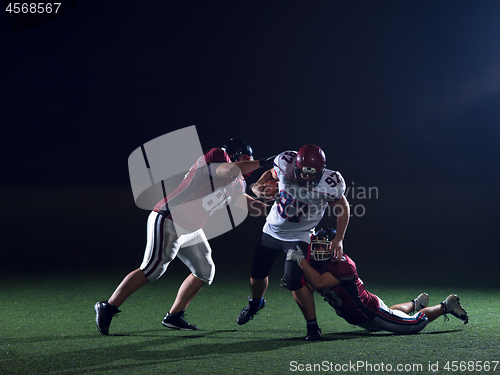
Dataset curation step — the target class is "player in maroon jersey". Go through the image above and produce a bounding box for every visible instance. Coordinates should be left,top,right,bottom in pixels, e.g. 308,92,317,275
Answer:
95,139,274,335
285,229,468,334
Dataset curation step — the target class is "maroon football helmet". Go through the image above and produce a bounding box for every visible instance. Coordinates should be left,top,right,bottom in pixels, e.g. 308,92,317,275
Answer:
294,144,326,187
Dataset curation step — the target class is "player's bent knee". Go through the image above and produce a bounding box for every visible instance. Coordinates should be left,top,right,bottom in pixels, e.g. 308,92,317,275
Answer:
193,272,214,285
191,262,215,285
250,270,270,280
141,259,173,282
284,275,303,291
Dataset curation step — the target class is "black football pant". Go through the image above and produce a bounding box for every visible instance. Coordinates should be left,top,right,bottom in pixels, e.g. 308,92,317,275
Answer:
250,233,309,291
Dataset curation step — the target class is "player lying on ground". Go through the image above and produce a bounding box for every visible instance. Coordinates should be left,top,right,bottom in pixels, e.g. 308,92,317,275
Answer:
286,228,468,334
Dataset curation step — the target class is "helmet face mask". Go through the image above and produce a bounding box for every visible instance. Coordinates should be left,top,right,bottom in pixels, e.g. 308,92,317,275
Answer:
295,169,323,187
294,144,325,188
310,228,336,261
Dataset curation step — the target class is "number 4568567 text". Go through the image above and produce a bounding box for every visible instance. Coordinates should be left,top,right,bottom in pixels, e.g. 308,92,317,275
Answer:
6,3,62,14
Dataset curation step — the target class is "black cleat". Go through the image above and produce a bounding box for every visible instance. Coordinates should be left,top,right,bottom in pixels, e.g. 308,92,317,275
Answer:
305,326,322,341
162,310,198,330
237,298,266,325
94,301,121,335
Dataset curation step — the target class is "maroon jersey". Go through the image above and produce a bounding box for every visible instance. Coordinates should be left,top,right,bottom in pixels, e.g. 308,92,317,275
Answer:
153,148,246,232
311,254,380,325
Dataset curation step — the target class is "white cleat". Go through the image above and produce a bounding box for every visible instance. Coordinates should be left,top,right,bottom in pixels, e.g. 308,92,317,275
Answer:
442,294,468,324
413,292,429,311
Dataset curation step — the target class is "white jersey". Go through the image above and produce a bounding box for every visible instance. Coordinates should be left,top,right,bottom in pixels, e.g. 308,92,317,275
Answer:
263,151,346,242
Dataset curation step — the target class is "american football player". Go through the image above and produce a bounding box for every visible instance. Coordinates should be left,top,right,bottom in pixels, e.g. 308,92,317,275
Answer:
237,144,350,340
286,229,469,334
95,139,274,335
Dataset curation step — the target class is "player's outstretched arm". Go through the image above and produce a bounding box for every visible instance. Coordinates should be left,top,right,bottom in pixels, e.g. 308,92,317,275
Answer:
216,155,276,179
216,160,260,178
329,195,350,260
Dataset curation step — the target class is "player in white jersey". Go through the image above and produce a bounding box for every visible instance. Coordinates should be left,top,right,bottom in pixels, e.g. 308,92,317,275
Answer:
237,144,350,340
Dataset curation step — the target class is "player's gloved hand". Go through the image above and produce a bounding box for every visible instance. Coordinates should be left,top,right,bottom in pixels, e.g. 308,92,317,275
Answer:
258,155,276,169
330,238,343,261
286,246,305,264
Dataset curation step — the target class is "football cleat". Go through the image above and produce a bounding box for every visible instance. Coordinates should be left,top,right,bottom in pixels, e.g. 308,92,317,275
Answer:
236,298,266,325
162,310,198,330
442,294,468,324
94,301,121,335
305,326,322,341
412,292,429,312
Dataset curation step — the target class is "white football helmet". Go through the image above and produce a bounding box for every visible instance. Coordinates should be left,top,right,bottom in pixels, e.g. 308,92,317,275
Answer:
310,228,336,261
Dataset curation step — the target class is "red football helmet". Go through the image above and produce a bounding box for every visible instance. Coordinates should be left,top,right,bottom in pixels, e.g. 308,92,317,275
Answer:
294,144,326,187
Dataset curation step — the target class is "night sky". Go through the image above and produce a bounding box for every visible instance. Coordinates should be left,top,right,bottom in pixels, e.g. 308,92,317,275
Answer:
2,1,499,282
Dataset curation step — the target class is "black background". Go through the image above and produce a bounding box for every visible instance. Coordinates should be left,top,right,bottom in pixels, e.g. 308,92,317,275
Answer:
2,1,499,286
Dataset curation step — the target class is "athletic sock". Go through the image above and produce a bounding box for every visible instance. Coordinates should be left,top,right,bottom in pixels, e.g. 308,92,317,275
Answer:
440,302,450,322
306,318,318,330
250,298,264,307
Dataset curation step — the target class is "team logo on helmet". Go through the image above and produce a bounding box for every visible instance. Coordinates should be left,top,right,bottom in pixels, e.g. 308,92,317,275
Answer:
310,228,336,261
294,144,326,188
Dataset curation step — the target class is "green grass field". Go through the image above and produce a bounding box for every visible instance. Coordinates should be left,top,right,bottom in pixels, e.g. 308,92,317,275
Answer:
1,266,498,375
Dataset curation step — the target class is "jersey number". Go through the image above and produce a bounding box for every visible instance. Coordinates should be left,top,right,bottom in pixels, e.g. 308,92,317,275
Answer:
276,190,309,223
325,172,342,188
280,151,297,164
202,188,229,216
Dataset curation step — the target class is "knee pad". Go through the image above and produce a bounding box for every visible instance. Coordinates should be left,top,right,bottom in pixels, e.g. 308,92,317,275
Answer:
284,261,305,291
192,262,215,285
